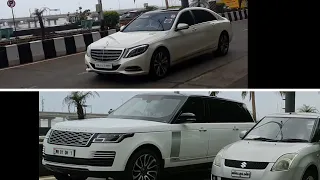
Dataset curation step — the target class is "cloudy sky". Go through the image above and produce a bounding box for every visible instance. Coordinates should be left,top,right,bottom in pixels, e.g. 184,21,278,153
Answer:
39,91,320,120
1,0,179,18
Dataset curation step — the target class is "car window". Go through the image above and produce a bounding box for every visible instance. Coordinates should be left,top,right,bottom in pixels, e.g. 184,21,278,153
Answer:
191,9,217,24
179,97,205,123
177,11,195,26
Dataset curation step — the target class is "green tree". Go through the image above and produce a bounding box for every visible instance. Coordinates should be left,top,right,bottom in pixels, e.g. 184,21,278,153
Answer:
241,91,256,122
297,104,318,113
209,91,220,96
63,91,99,119
103,11,120,29
33,8,46,40
145,5,158,12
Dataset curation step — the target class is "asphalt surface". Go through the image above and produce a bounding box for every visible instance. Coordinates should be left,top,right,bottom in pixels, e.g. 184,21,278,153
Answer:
0,20,247,89
39,171,211,180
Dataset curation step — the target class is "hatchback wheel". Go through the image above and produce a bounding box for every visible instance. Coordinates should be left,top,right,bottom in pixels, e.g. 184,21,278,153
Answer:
125,149,161,180
302,168,318,180
149,49,170,79
215,32,229,56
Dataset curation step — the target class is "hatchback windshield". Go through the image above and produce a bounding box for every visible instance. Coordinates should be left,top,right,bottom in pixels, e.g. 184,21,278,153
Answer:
107,94,186,122
244,117,317,142
122,11,178,32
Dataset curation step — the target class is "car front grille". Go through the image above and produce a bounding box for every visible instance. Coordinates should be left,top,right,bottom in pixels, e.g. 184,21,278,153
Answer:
224,159,269,170
91,49,123,61
48,130,94,147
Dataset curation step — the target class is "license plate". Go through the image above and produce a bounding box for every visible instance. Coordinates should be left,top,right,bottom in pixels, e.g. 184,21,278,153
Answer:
95,63,112,69
53,148,75,157
231,170,251,178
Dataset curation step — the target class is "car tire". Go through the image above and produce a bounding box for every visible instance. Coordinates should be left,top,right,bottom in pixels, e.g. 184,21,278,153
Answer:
124,149,162,180
215,32,229,56
149,48,170,79
54,173,87,180
302,168,318,180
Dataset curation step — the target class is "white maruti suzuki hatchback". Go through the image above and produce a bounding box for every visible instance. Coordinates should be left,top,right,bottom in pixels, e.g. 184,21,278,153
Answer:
211,113,320,180
42,93,254,180
85,7,232,79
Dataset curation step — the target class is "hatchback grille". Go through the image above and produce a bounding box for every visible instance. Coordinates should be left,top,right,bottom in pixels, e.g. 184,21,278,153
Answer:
225,159,269,170
48,130,94,147
91,49,123,61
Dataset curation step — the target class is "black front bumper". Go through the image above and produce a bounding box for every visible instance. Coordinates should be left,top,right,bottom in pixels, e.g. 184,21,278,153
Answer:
44,164,123,178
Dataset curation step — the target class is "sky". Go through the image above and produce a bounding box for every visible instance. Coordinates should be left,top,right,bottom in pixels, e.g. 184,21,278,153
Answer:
39,91,320,120
0,0,181,18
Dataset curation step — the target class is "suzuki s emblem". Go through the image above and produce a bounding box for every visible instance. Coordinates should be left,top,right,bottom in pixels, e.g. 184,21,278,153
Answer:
240,162,247,168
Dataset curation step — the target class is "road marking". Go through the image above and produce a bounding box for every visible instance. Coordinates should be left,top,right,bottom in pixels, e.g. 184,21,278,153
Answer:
77,71,88,75
0,52,85,72
39,176,55,180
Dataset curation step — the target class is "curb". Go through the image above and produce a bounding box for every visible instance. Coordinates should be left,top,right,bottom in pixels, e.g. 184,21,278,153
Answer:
0,29,117,69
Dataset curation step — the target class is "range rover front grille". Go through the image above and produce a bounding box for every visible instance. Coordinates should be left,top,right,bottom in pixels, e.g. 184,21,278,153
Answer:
224,159,269,170
48,130,94,147
91,49,123,61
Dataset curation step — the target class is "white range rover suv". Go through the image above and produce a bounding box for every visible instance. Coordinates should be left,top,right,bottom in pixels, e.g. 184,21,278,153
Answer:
42,93,255,180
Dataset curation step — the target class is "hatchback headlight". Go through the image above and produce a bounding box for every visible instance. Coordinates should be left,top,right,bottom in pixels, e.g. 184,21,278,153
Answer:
213,149,225,167
92,133,134,143
271,153,298,171
124,44,149,58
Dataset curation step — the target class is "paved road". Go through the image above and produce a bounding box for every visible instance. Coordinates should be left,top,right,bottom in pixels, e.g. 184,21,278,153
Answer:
39,171,211,180
0,20,247,89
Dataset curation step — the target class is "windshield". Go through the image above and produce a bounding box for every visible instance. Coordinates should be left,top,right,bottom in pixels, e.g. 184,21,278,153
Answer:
244,117,317,142
107,94,186,123
122,11,178,32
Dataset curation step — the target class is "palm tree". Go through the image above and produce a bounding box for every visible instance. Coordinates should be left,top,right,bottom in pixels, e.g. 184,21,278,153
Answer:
241,91,256,122
209,91,220,96
33,8,46,40
63,91,99,119
297,104,318,113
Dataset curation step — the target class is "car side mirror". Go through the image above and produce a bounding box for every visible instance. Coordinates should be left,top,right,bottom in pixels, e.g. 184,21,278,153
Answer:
120,25,125,31
177,112,196,123
176,23,189,31
239,130,247,139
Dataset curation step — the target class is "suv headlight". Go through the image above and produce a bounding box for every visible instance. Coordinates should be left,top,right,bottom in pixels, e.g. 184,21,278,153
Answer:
213,149,225,167
92,133,134,143
271,153,298,171
124,44,149,58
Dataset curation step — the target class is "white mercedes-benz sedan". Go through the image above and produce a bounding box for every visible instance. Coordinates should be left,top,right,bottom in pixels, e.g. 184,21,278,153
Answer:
211,113,320,180
85,7,233,79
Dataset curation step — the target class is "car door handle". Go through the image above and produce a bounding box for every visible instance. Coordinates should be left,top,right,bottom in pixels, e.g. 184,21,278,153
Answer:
233,127,239,131
192,28,197,32
199,128,207,132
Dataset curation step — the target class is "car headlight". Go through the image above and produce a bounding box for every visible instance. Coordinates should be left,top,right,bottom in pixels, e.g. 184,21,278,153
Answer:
92,133,134,143
124,44,149,58
45,129,52,139
271,153,298,171
86,46,91,57
213,149,225,167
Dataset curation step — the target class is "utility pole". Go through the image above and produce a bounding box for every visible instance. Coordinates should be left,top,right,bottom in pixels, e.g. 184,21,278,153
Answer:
285,92,295,113
41,96,45,112
97,0,105,31
165,0,169,9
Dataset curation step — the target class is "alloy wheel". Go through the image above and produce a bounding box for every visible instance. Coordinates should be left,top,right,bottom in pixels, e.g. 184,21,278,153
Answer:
153,51,169,77
132,154,159,180
220,34,229,54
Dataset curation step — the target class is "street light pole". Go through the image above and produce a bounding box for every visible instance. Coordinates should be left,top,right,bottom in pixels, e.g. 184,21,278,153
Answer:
98,0,105,31
285,92,295,113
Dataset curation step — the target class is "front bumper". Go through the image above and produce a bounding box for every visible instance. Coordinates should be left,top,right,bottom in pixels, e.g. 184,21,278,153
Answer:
85,51,151,76
42,139,132,177
211,160,302,180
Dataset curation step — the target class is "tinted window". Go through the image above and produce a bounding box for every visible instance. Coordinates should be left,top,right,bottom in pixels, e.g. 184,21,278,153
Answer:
206,99,253,123
123,11,178,32
178,97,205,123
191,10,217,24
177,11,195,26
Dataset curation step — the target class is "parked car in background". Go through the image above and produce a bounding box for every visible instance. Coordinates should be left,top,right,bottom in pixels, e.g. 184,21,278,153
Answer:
42,93,254,180
119,10,143,27
211,113,320,180
85,7,233,79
